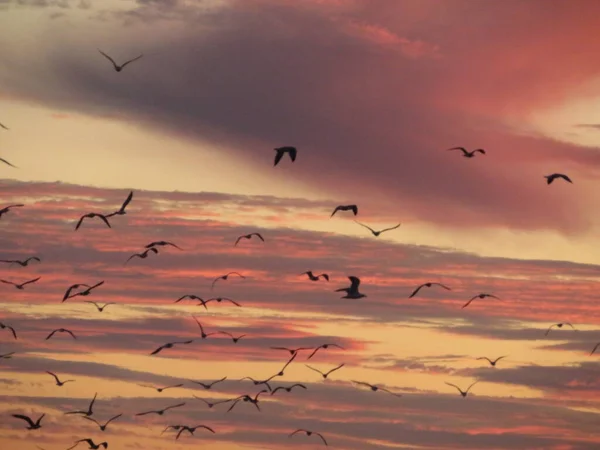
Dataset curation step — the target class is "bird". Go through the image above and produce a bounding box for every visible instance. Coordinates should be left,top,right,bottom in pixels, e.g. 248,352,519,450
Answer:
106,191,134,217
305,363,345,379
175,424,216,440
0,204,24,218
45,328,77,340
137,383,184,392
205,297,242,307
190,316,220,339
274,146,297,166
300,271,329,281
270,346,313,356
214,331,246,343
330,204,358,217
193,396,235,409
270,383,307,396
352,380,402,397
63,281,105,302
161,425,185,436
145,241,182,250
190,376,227,389
84,301,115,312
545,322,576,336
0,277,41,290
289,429,328,446
11,413,44,429
227,390,268,412
544,173,572,185
445,381,478,397
0,156,17,168
447,147,486,158
83,413,122,431
409,282,451,298
234,232,265,246
75,213,111,231
135,402,186,416
150,340,194,355
335,276,366,299
462,293,499,309
0,122,8,130
66,438,108,450
277,353,298,376
476,356,507,367
124,247,158,265
307,343,344,360
62,283,92,301
0,352,15,359
0,256,41,267
211,272,246,290
240,376,274,392
65,392,97,416
175,294,206,305
46,371,74,386
0,322,17,339
98,49,143,72
590,343,600,356
354,221,401,237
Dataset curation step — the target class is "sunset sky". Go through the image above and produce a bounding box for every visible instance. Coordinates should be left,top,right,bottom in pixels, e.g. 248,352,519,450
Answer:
1,0,600,449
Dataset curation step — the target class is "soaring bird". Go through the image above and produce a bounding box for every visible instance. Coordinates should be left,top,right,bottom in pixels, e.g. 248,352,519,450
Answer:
46,371,75,386
205,297,242,307
0,277,41,290
190,376,227,390
67,438,107,450
227,390,268,412
445,381,478,397
12,413,44,429
544,173,572,185
75,213,111,231
214,330,246,343
0,204,24,218
175,294,206,306
0,156,17,168
193,396,235,409
125,247,158,265
150,340,194,355
274,146,297,166
65,392,97,416
84,301,115,312
330,204,358,217
447,147,486,158
354,221,401,237
352,380,402,397
545,322,576,336
106,191,134,217
63,283,92,301
307,343,344,360
161,425,185,436
462,293,499,309
0,322,17,339
98,49,143,72
137,383,183,392
240,376,274,392
289,429,328,446
300,271,329,281
0,256,41,267
409,282,451,298
45,328,77,340
270,383,307,396
83,414,122,431
190,316,220,339
175,424,216,440
145,241,182,250
135,402,186,416
234,233,265,246
63,281,105,302
211,272,245,290
305,363,345,379
335,276,366,299
476,356,507,367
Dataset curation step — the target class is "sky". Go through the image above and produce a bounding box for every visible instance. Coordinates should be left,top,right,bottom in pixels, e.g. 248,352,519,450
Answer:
1,0,600,449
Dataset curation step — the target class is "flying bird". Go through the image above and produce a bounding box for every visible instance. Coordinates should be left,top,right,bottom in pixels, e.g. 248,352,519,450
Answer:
75,213,111,231
161,425,185,436
462,293,499,309
84,301,115,312
98,49,143,72
175,424,216,440
175,295,207,307
150,340,194,355
270,346,313,357
0,277,41,290
193,396,234,409
46,371,74,386
63,283,92,301
274,146,297,166
124,247,158,265
352,380,402,397
330,204,358,217
106,190,134,217
335,276,366,299
445,381,478,397
137,383,183,392
0,256,41,267
63,281,104,302
190,316,220,339
476,356,507,367
190,376,227,390
234,232,265,246
12,413,44,430
270,383,307,396
300,271,329,281
65,392,97,416
354,221,401,237
145,241,182,250
544,173,572,185
211,272,246,290
214,330,246,343
240,376,274,392
205,297,242,307
307,343,344,360
0,204,24,218
45,328,77,340
0,352,15,359
545,322,576,336
0,322,17,339
289,429,328,446
135,402,186,416
305,363,345,379
447,147,486,158
67,438,107,450
83,413,122,431
409,282,451,298
0,156,17,168
227,390,268,412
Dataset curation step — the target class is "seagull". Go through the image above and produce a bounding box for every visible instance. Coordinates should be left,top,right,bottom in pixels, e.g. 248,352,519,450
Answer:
150,340,194,355
161,425,185,436
545,322,576,336
214,331,246,343
75,213,111,231
0,277,41,290
65,392,97,416
409,282,451,298
330,204,358,217
270,383,307,396
352,380,402,397
211,272,246,290
0,256,41,267
106,191,134,217
289,429,328,446
305,363,345,379
11,413,44,430
544,173,572,185
145,241,182,250
445,381,478,397
63,281,104,302
84,301,116,312
0,352,15,359
270,346,313,356
135,402,186,416
193,396,235,409
83,413,122,431
175,424,216,440
66,438,108,450
98,49,143,72
46,371,74,386
205,297,242,307
274,146,297,166
300,271,329,281
476,356,507,367
335,276,366,299
137,383,183,392
45,328,77,340
63,283,92,301
447,147,486,158
234,232,265,246
307,343,344,360
175,294,207,307
590,343,600,356
462,293,499,309
190,376,227,389
0,204,24,218
0,322,17,339
227,390,268,412
354,221,401,237
190,316,220,339
240,376,274,392
0,156,17,168
124,247,158,265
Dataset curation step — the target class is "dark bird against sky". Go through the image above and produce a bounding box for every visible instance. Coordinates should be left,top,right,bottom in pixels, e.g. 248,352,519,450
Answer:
330,204,358,217
544,173,573,184
447,147,486,158
98,49,143,72
273,146,297,166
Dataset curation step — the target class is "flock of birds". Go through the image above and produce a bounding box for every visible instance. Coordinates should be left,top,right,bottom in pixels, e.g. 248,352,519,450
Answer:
0,48,590,450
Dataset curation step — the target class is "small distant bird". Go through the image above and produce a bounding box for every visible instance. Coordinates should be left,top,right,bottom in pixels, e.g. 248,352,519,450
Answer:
300,271,329,281
240,376,274,392
274,146,297,166
289,429,328,446
83,413,122,431
66,438,107,450
137,383,183,392
445,381,478,397
270,346,313,356
0,122,8,130
190,316,219,339
544,173,572,185
161,425,185,435
135,402,186,416
45,328,77,340
12,413,44,430
590,343,600,356
447,147,486,158
190,376,227,390
476,356,507,367
0,156,17,168
0,352,15,359
354,221,401,237
106,191,134,217
150,340,194,355
175,424,216,440
145,241,182,250
0,256,41,267
205,297,242,307
352,380,402,397
234,232,265,246
270,383,307,396
227,390,268,412
215,331,246,343
0,204,24,218
75,213,111,231
545,322,576,336
46,371,74,386
330,204,358,217
62,283,92,301
175,294,206,306
63,281,104,302
307,343,344,360
462,293,499,309
0,322,17,339
0,277,41,290
125,247,158,265
211,272,246,290
335,276,366,299
65,392,97,416
305,363,345,379
409,282,451,298
84,301,115,312
193,397,234,409
98,49,143,72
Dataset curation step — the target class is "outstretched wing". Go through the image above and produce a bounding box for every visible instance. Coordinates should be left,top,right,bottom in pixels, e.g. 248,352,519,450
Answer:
121,54,144,69
274,149,284,166
98,49,118,67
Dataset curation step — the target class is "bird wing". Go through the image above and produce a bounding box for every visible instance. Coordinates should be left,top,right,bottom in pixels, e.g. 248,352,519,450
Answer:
289,429,305,437
98,49,118,67
320,274,329,281
65,329,77,339
306,347,320,359
348,276,361,290
327,363,345,375
274,149,284,166
165,402,186,410
0,279,16,286
354,221,376,234
74,215,87,230
234,236,243,246
210,277,220,290
466,381,479,392
82,416,101,426
125,253,140,264
562,174,573,183
305,364,323,375
493,356,507,364
225,298,242,306
120,54,144,69
565,322,576,329
12,414,35,426
45,330,57,340
8,325,16,339
409,284,425,298
254,233,265,241
447,147,467,154
98,214,112,228
229,271,246,278
199,425,215,433
545,324,556,336
476,357,492,364
0,157,17,168
316,433,328,445
435,283,451,290
22,277,41,286
380,223,401,233
288,147,297,161
105,413,122,425
462,298,475,309
444,382,461,393
119,191,134,211
590,343,600,355
330,206,342,217
46,371,59,382
352,380,371,388
150,345,166,355
0,122,8,130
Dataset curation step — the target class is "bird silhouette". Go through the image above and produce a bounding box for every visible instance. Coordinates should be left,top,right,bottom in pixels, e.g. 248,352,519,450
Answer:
106,191,134,217
63,281,104,302
84,301,116,312
65,392,97,416
462,293,499,309
0,352,15,359
0,156,17,168
445,381,478,397
12,413,44,429
66,438,108,450
211,272,245,290
545,322,576,336
45,328,77,340
62,283,92,301
409,282,451,298
234,232,265,246
330,204,358,217
136,402,186,416
137,383,184,392
352,380,402,397
0,204,24,218
274,146,297,166
190,316,220,339
354,221,401,237
289,429,328,446
175,424,216,440
335,276,366,299
307,343,344,360
590,343,600,356
193,396,235,409
0,256,41,267
150,340,194,355
83,413,122,431
447,147,486,158
75,213,111,231
145,240,182,250
306,363,345,379
214,330,246,343
125,247,158,265
46,371,75,386
270,346,313,356
98,49,143,72
0,322,17,339
205,297,242,307
476,356,507,367
544,173,572,184
300,271,329,281
0,277,41,290
270,383,307,396
190,376,227,389
0,122,8,130
227,390,268,412
175,294,206,306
